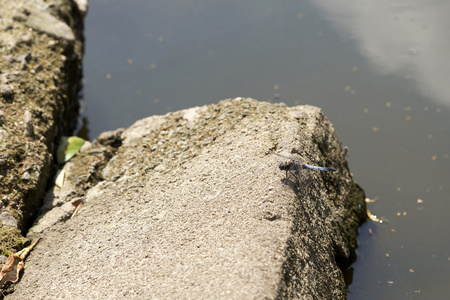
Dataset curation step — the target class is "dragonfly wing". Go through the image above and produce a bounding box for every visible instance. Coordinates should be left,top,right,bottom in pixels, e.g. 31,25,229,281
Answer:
303,164,337,172
289,161,301,182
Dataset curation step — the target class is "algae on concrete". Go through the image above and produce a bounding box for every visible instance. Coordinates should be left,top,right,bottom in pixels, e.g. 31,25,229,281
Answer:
0,0,84,258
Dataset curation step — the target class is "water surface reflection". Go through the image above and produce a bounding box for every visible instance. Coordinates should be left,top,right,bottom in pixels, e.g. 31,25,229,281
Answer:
313,0,450,108
82,1,450,298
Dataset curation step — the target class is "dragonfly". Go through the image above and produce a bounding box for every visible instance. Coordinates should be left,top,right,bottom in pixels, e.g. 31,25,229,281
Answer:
273,153,337,181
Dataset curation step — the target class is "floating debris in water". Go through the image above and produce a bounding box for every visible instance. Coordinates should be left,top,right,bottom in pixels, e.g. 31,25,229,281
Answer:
344,86,356,94
365,198,387,223
366,208,386,223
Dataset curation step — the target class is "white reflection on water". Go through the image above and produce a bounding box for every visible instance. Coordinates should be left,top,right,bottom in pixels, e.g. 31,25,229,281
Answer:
311,0,450,106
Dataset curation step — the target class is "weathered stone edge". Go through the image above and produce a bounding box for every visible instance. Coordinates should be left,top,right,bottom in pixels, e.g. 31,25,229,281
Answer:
0,0,85,257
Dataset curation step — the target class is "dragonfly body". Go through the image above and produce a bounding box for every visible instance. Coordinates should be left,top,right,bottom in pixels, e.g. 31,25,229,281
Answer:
274,153,336,180
278,161,336,172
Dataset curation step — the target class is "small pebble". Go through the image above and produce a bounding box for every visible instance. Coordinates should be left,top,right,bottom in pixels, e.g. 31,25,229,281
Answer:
22,32,33,45
24,110,34,137
1,84,14,102
17,52,31,63
4,55,14,65
0,212,18,227
0,256,7,265
22,171,31,183
0,129,7,140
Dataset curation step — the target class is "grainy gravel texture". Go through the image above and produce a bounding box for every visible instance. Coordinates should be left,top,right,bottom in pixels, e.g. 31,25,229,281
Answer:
8,98,366,299
0,0,84,258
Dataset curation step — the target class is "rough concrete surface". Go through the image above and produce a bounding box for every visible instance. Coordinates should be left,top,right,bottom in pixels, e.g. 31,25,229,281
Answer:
0,0,85,257
7,98,366,299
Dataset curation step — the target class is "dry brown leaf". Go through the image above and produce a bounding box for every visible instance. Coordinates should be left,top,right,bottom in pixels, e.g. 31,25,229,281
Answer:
71,199,84,219
0,255,24,287
0,238,41,288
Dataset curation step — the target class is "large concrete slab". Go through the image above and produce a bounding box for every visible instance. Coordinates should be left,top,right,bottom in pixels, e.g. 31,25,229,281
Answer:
9,98,366,299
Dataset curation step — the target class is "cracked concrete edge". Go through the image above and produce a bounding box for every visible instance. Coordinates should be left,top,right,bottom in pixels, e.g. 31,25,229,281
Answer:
27,129,123,240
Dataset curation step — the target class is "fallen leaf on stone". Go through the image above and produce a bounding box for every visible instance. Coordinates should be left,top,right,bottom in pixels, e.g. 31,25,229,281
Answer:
56,136,85,164
55,169,65,188
0,255,23,288
0,238,41,288
71,199,84,219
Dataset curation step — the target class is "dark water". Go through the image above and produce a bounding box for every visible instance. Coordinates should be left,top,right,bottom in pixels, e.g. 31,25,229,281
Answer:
82,0,450,298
